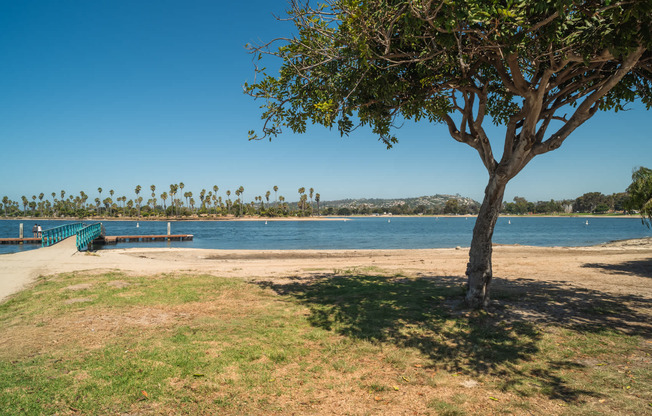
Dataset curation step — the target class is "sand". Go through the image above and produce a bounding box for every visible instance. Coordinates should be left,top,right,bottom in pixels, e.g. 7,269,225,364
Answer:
1,236,651,305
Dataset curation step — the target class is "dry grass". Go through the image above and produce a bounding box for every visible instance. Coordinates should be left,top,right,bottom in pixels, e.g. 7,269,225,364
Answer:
0,269,650,415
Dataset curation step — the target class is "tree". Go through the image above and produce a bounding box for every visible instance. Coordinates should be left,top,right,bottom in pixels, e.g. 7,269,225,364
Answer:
135,185,142,217
2,196,9,217
444,199,460,215
315,192,321,216
625,166,652,227
574,192,608,213
161,192,168,212
150,184,157,213
169,184,178,216
298,187,306,214
246,0,652,309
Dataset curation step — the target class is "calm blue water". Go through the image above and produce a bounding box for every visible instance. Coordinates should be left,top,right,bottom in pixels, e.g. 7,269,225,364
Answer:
0,217,650,255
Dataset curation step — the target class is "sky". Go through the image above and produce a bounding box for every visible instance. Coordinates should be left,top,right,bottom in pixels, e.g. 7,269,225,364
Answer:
1,0,650,205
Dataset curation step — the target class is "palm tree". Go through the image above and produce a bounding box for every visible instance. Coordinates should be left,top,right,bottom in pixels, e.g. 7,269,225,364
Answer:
212,186,219,213
273,185,279,206
309,188,314,215
184,191,191,209
2,196,9,217
299,194,308,216
298,187,306,214
235,188,242,216
226,190,231,214
265,191,271,210
149,185,156,212
315,193,321,216
109,190,115,216
279,196,286,215
135,185,142,217
161,192,168,213
179,182,185,207
199,189,206,210
38,193,44,216
169,184,178,216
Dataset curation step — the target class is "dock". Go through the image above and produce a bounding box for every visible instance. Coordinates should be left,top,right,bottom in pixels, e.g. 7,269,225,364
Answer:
0,235,193,246
0,237,42,245
95,234,194,245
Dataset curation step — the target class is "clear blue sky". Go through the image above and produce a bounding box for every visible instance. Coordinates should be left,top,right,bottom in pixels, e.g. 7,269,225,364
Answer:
1,0,650,205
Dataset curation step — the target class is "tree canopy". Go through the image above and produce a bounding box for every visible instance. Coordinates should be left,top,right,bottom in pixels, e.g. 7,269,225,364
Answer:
248,0,650,162
246,0,651,308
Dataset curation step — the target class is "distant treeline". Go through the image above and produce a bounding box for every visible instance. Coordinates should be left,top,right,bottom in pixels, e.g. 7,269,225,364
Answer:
0,185,321,219
502,192,629,215
315,191,631,216
0,187,633,219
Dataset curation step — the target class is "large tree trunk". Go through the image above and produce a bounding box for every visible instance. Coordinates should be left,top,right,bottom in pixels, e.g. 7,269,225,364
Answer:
465,174,507,309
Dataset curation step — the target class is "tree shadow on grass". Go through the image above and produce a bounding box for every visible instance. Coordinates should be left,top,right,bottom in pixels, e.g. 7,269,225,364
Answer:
581,257,652,279
257,271,651,402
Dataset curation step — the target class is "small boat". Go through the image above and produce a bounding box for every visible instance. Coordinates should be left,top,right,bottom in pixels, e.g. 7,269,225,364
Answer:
136,223,139,228
586,220,589,225
508,220,511,225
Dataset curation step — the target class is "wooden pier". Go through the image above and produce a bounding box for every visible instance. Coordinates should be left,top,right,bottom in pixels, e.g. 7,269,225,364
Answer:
0,235,193,246
0,237,42,245
95,234,194,245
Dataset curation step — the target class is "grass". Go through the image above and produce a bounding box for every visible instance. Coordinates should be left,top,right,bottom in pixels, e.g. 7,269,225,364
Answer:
0,270,650,415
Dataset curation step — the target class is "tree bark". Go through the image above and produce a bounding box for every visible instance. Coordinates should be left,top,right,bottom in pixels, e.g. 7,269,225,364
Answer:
465,174,507,309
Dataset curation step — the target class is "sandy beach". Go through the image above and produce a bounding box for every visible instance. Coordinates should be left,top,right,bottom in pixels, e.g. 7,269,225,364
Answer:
2,237,651,305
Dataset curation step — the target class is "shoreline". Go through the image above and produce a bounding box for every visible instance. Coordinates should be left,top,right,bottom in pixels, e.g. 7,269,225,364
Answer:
1,237,650,304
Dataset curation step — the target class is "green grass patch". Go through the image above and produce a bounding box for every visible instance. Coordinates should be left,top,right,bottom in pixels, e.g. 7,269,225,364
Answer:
0,270,650,415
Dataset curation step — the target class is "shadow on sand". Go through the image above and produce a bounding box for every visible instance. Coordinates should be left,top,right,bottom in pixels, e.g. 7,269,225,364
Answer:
581,257,652,279
256,269,651,402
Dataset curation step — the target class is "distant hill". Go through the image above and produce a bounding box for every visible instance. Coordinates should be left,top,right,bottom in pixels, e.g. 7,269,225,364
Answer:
319,194,480,211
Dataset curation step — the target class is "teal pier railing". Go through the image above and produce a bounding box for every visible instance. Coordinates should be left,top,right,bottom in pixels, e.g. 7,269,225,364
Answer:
76,223,104,251
41,223,84,247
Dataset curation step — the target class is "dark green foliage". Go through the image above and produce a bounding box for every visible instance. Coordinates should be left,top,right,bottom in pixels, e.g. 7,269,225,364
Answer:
625,166,652,226
247,1,651,149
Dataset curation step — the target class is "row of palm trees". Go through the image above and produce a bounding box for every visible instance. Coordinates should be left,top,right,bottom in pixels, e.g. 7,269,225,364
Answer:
1,184,321,219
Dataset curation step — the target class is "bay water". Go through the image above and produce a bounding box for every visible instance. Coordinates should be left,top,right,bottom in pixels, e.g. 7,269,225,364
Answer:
0,217,650,255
